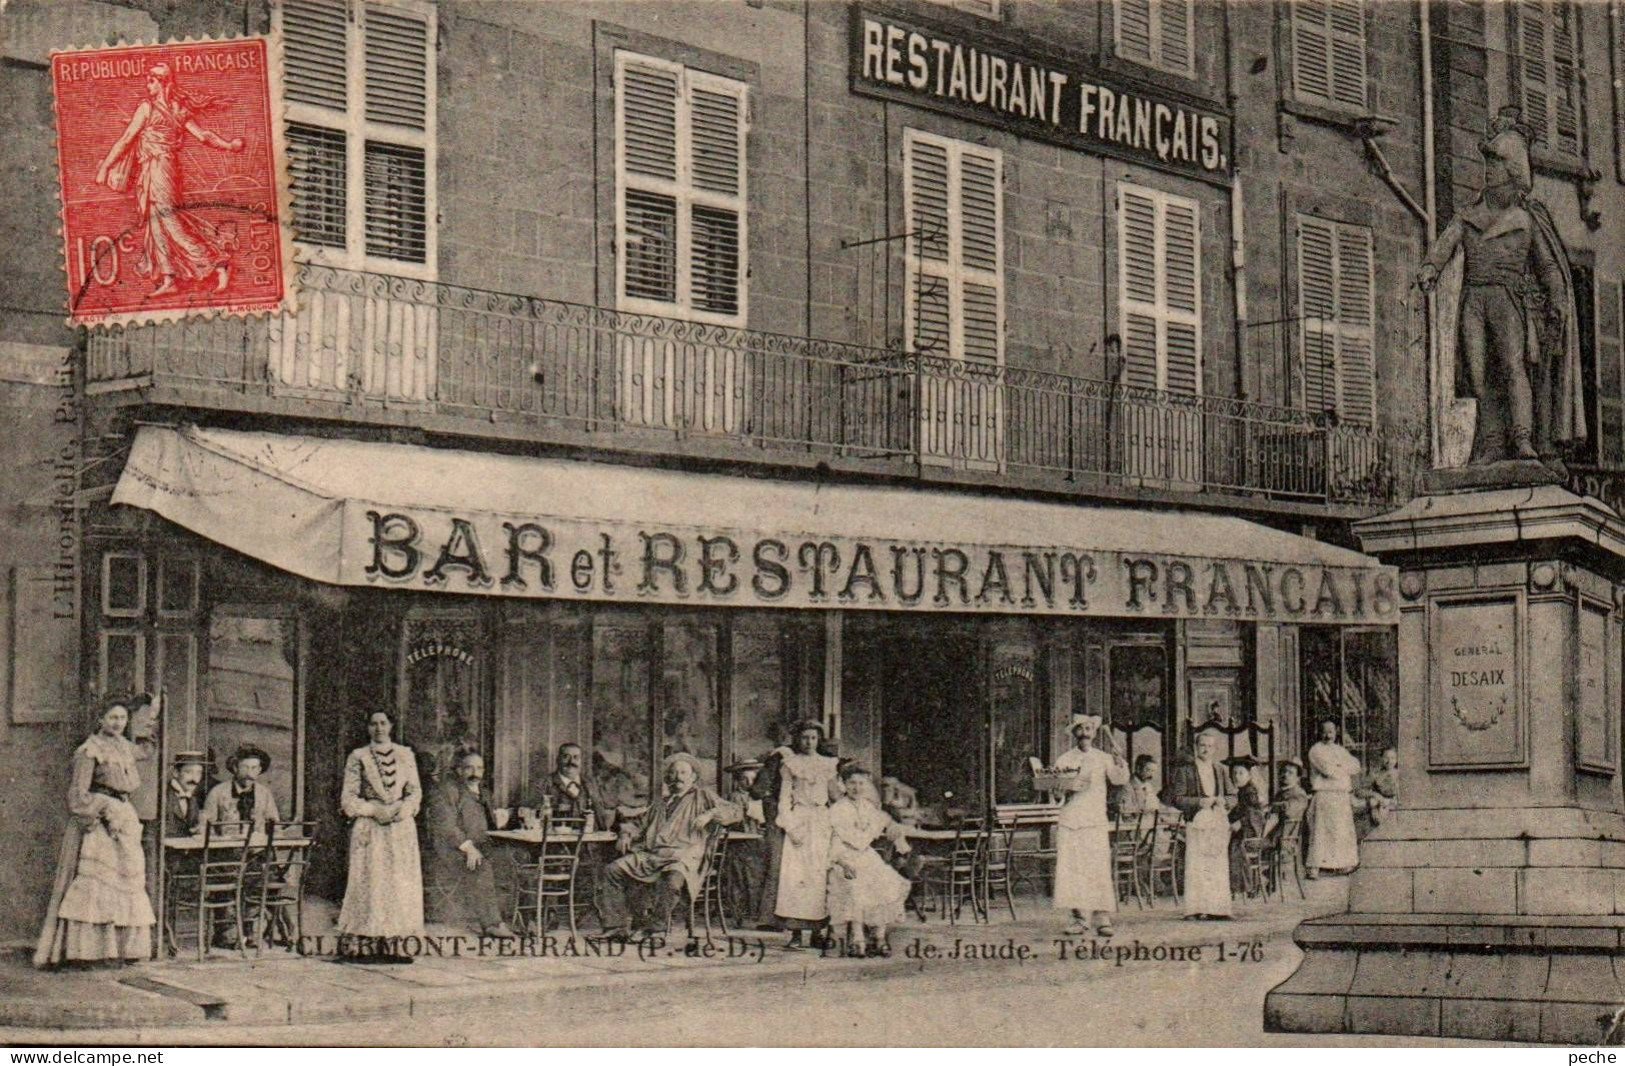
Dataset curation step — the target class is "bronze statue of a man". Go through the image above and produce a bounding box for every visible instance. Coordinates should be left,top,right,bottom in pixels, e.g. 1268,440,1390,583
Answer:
1418,107,1583,466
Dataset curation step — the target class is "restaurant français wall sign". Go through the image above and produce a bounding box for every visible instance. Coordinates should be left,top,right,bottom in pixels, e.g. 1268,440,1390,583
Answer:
850,7,1233,184
356,508,1396,625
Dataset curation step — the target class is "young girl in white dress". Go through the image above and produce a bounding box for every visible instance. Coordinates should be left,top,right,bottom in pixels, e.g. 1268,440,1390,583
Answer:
826,767,912,957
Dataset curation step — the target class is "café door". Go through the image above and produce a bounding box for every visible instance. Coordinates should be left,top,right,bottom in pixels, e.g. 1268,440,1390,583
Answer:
398,610,489,783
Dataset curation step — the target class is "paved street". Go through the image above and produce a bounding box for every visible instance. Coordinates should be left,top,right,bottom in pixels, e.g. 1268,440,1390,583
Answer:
0,881,1489,1047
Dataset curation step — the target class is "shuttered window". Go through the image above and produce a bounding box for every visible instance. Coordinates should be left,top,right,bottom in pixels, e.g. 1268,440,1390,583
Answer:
616,53,747,323
276,0,435,271
1513,0,1584,160
1114,0,1195,77
1291,0,1368,112
1296,215,1374,426
1117,183,1201,395
904,130,1004,366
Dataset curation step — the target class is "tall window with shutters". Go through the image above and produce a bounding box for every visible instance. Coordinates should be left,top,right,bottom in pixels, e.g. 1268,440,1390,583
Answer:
1295,215,1375,427
904,130,1004,367
276,0,436,274
1113,0,1195,78
1116,183,1200,395
1512,0,1584,162
1289,1,1368,113
615,53,748,325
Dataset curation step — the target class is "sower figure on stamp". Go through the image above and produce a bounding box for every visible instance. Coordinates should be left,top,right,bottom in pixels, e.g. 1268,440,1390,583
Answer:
1418,106,1583,467
95,62,243,297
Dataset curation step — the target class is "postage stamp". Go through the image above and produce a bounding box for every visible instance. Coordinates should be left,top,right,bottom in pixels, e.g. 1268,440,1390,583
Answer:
49,37,293,327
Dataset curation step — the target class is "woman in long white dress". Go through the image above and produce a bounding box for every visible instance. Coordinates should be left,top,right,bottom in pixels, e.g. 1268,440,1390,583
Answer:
826,767,912,957
774,720,839,950
1052,713,1129,936
336,709,424,963
1169,730,1233,919
34,695,157,967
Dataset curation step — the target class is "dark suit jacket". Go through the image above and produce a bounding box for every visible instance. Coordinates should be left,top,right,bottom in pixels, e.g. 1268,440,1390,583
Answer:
750,750,785,826
1162,758,1233,821
1229,782,1267,839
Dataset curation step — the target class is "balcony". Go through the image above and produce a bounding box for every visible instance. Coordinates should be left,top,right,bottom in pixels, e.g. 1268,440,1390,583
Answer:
85,265,1420,512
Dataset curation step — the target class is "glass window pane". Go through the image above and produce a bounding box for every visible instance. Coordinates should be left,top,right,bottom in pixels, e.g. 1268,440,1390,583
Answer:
659,622,720,790
990,631,1042,805
101,630,145,699
158,558,199,616
592,624,652,808
731,620,787,767
103,553,145,617
206,615,298,818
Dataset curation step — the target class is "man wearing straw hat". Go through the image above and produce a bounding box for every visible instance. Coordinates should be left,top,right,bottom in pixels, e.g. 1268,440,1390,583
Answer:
166,750,210,837
595,751,740,942
1053,712,1128,937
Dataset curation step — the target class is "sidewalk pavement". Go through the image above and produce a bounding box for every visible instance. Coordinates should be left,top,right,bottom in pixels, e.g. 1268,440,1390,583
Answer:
0,881,1348,1032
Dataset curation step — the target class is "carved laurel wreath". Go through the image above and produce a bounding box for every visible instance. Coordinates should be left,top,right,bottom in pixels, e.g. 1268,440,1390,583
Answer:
1451,693,1507,732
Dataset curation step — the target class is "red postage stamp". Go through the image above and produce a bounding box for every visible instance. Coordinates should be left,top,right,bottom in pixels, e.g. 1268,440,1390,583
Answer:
50,37,292,327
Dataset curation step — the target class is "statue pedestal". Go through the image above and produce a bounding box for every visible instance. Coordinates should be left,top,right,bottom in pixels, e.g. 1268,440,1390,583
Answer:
1265,484,1625,1044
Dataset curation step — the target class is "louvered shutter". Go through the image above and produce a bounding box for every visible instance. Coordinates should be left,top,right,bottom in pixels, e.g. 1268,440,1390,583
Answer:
1328,2,1367,110
1335,226,1375,424
286,122,347,248
1599,279,1624,465
284,0,347,110
1552,2,1581,156
1297,216,1374,424
1119,186,1162,389
959,149,1002,365
1519,2,1553,149
617,56,747,321
1159,0,1193,75
1298,217,1338,413
689,84,742,316
1293,2,1333,104
1294,1,1366,110
364,5,427,130
908,137,953,358
1116,0,1155,66
363,141,427,262
1162,198,1199,395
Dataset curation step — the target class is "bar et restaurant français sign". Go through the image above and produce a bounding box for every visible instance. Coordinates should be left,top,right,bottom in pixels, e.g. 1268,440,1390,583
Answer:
354,508,1396,625
850,7,1233,184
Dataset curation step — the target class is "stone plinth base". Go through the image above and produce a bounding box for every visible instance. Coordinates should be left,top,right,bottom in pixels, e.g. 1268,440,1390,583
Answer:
1421,459,1566,494
1264,914,1625,1043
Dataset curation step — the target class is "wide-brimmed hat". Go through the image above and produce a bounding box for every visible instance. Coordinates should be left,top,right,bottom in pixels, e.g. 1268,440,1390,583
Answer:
226,744,272,774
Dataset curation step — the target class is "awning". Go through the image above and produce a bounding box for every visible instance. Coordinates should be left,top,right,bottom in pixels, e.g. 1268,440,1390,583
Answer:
112,425,1397,625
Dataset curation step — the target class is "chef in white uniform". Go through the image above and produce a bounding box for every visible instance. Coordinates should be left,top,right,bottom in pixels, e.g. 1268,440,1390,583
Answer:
1052,712,1129,936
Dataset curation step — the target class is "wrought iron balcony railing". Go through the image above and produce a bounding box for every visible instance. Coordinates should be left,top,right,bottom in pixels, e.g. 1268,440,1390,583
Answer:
86,265,1419,508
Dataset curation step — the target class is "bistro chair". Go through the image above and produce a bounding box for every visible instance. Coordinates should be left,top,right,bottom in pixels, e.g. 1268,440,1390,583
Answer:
916,820,986,924
1008,812,1058,895
168,819,255,961
1234,821,1270,901
1111,811,1147,909
512,814,588,939
1138,809,1183,907
1265,816,1307,901
670,821,731,944
254,820,316,954
982,816,1018,921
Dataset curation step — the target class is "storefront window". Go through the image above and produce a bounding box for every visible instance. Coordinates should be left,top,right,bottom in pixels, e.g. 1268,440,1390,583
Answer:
990,629,1043,806
1302,626,1397,773
659,622,721,789
732,619,787,767
206,613,299,816
1107,640,1171,776
592,622,652,809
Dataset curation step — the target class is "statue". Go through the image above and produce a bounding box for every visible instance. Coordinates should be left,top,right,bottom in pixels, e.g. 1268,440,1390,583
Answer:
1418,106,1583,470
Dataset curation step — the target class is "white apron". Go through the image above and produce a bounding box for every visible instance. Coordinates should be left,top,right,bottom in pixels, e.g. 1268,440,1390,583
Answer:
1052,747,1124,913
